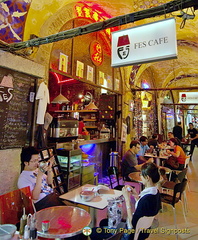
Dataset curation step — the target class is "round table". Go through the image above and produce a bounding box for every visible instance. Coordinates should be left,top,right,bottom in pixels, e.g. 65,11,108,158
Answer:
36,206,91,239
128,172,142,183
128,167,172,183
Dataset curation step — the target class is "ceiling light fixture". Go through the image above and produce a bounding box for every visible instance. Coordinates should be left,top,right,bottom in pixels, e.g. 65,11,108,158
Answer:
51,85,69,104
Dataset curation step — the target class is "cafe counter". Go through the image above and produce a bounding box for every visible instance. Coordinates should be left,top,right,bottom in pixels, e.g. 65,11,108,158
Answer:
56,138,117,182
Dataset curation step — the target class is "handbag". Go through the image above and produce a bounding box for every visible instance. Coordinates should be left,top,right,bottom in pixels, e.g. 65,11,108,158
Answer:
166,156,179,169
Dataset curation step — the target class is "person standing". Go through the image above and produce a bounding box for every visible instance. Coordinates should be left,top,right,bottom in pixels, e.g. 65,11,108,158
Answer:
186,123,198,160
122,140,153,181
173,122,183,141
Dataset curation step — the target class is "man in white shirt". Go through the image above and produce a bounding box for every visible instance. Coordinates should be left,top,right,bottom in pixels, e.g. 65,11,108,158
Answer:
18,146,64,211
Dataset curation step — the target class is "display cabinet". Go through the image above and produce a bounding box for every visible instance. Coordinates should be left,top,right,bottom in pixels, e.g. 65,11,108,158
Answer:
38,147,67,194
56,148,82,191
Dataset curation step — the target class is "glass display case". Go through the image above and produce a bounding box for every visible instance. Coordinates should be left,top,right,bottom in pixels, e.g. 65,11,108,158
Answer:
56,149,82,190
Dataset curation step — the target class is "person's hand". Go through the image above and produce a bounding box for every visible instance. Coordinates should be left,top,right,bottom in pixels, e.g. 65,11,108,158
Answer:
166,150,171,154
150,145,154,150
147,157,154,163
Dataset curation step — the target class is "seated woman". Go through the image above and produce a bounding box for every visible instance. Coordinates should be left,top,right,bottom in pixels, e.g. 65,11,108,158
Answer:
164,138,187,170
122,162,161,240
90,163,161,240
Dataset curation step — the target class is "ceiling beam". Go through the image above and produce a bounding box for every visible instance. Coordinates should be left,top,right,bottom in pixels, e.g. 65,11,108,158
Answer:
131,87,198,91
0,0,198,52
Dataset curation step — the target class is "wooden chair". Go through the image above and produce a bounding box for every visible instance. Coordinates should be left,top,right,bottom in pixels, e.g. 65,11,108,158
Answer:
161,168,188,214
160,179,187,240
134,216,155,240
0,186,35,228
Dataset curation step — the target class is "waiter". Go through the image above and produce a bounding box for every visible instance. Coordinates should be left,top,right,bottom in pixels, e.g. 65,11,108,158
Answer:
186,123,198,160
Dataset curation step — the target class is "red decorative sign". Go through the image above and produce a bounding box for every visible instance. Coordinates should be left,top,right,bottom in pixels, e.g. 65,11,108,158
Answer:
90,40,103,66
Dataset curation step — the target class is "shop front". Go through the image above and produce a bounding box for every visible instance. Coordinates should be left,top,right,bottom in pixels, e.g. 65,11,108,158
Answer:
46,3,124,184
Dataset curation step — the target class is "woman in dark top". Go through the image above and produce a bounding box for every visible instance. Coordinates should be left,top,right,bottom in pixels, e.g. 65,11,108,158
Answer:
122,162,161,240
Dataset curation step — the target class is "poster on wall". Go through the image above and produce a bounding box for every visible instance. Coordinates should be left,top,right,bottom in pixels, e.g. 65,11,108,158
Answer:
87,65,94,82
121,122,127,142
114,78,120,91
58,53,68,73
107,75,112,89
76,60,84,78
99,71,104,85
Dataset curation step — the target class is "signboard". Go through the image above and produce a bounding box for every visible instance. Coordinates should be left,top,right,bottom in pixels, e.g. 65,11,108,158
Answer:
111,18,177,67
179,92,198,104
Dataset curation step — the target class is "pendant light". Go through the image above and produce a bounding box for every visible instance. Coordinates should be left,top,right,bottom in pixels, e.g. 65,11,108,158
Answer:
83,91,98,110
51,85,69,104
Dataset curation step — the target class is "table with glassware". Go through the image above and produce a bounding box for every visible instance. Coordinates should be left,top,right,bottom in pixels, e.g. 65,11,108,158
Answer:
36,205,91,239
59,184,123,227
144,151,170,166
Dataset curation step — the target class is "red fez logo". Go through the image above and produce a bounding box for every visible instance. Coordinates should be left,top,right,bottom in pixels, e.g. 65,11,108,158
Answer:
117,35,130,59
181,93,186,102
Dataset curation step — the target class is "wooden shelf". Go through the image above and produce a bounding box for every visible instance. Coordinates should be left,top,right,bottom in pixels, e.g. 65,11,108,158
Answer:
54,110,98,113
84,119,97,121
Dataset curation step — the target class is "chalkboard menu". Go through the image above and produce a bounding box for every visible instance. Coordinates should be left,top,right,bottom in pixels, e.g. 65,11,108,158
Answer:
0,67,36,149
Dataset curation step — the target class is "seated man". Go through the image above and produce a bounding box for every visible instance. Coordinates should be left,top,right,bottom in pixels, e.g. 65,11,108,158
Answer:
18,146,65,211
137,136,153,163
122,140,153,181
148,134,159,149
167,132,181,146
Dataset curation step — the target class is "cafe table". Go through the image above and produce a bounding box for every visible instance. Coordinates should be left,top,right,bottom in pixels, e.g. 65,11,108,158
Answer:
36,205,91,239
59,184,123,227
128,167,172,188
144,152,169,166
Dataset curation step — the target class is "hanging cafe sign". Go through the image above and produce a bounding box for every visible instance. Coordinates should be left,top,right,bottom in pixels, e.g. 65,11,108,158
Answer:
179,92,198,104
111,18,177,67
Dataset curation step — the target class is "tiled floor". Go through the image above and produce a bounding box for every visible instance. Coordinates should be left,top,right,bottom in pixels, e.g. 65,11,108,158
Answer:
148,148,198,240
96,147,198,240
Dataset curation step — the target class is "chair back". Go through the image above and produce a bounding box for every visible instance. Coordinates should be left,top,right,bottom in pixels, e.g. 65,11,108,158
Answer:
177,168,187,182
184,155,190,168
172,178,187,206
106,232,124,240
134,216,155,240
0,186,35,226
108,166,120,189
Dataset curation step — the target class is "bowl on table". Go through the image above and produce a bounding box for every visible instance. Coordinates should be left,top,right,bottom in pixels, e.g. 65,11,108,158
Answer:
80,189,95,202
0,224,17,240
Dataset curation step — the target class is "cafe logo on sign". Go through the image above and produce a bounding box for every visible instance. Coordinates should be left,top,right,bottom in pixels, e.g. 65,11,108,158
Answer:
117,35,130,59
0,74,13,102
181,93,186,102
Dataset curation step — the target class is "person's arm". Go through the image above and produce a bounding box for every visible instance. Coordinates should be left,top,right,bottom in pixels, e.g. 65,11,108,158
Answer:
134,158,154,171
122,186,139,228
190,133,198,141
45,157,54,185
32,170,44,200
167,146,180,158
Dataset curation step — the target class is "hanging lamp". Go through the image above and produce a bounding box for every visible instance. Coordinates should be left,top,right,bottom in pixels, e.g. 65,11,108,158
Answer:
51,85,69,104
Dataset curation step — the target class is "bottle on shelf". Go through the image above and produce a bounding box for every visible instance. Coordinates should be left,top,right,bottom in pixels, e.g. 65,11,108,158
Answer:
100,124,110,139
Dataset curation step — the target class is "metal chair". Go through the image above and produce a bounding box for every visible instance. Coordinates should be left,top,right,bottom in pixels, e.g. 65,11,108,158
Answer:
161,168,188,214
160,178,187,240
175,155,191,191
108,166,124,191
134,216,155,240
